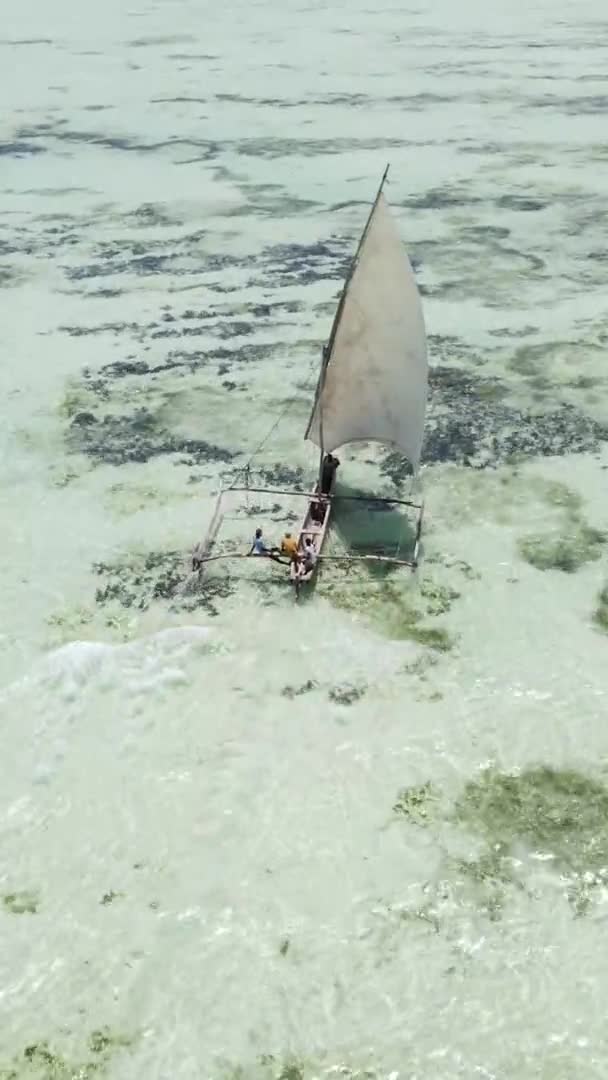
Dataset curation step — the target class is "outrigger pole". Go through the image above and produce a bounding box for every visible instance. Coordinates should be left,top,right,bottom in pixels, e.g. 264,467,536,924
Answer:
192,551,418,569
228,484,421,510
191,480,224,572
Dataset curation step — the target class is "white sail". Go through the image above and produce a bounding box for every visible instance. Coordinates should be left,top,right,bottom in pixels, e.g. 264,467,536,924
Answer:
306,191,428,471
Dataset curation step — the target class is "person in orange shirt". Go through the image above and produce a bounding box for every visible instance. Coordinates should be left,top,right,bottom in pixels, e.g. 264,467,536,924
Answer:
280,533,299,561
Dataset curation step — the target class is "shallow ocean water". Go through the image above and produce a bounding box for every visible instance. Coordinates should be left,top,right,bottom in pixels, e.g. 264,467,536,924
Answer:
2,0,608,1076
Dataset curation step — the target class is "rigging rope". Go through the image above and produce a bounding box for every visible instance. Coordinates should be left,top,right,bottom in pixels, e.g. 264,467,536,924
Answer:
226,348,319,491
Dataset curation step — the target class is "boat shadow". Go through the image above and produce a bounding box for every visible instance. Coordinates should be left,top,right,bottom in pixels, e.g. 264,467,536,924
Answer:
330,479,418,574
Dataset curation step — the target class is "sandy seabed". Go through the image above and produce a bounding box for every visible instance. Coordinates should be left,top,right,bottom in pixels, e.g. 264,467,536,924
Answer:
2,0,608,1076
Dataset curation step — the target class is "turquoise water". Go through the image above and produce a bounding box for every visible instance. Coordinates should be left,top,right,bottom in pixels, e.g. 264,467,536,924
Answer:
2,1,608,1075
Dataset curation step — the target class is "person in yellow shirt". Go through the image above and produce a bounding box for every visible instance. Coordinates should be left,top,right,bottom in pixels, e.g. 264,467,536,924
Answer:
280,533,299,561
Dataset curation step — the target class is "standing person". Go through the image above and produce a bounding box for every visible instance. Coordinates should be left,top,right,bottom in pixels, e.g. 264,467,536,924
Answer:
310,500,326,524
320,453,340,496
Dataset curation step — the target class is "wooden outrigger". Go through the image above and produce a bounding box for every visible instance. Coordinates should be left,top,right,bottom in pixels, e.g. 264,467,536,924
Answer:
191,164,429,597
191,480,424,595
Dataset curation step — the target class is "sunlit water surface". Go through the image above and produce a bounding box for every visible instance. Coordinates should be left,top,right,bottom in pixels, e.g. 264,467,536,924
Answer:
2,0,608,1076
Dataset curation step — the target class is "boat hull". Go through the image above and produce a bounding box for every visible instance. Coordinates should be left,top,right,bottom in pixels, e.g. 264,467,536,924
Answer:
290,489,332,597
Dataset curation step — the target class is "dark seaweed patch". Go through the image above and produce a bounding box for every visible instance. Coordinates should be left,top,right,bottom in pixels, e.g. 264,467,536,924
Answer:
242,502,296,523
0,140,46,156
65,253,175,281
328,684,366,705
99,355,193,380
167,53,219,60
151,95,208,104
460,224,511,241
126,203,175,227
508,342,557,378
251,300,304,317
450,845,518,922
414,365,608,473
14,124,411,164
255,464,306,488
488,325,539,339
94,551,182,609
71,411,97,427
0,239,25,257
151,319,257,341
0,266,21,287
393,782,439,825
495,195,547,212
214,91,451,109
127,34,194,46
594,585,608,633
218,1054,411,1079
59,321,142,337
65,351,607,479
95,341,287,384
458,139,505,155
94,550,233,616
423,401,605,470
281,680,317,698
401,187,484,210
17,122,222,159
256,239,352,287
1,37,53,44
519,524,605,572
3,890,39,915
63,247,238,284
500,240,545,269
72,345,273,413
321,571,456,651
225,192,320,218
527,94,608,114
456,766,608,875
68,408,234,466
427,334,484,366
100,890,122,906
60,226,350,294
230,135,411,159
0,1028,135,1079
380,450,414,486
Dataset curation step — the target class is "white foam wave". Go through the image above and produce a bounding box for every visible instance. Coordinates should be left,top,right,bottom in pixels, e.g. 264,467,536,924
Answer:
0,625,212,705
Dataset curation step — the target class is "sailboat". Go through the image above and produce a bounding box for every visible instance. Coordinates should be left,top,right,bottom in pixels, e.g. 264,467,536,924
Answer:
192,165,428,594
287,165,428,595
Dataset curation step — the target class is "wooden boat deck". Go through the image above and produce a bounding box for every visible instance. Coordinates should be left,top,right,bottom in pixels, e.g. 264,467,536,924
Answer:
289,490,332,596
